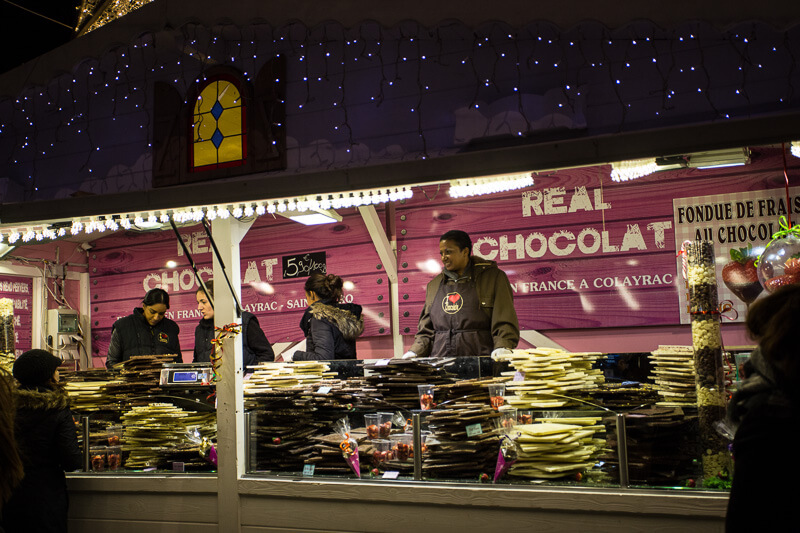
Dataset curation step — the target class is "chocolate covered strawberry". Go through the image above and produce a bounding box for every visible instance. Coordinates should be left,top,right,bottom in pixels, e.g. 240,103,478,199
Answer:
721,246,762,304
764,273,800,292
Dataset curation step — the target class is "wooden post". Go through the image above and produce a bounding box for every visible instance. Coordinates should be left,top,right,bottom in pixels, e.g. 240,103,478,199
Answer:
212,217,253,533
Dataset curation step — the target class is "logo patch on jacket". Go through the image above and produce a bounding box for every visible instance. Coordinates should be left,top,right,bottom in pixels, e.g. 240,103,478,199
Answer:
441,292,463,314
158,332,169,343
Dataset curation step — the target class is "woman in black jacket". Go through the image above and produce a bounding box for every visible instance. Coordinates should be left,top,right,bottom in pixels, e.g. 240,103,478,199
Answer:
287,272,363,361
726,286,800,532
106,288,182,368
194,280,274,371
2,350,82,533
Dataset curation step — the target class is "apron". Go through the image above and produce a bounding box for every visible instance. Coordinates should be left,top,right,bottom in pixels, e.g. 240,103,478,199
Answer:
430,275,493,357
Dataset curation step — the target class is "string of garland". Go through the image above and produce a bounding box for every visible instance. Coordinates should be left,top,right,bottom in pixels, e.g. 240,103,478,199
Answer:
209,322,241,381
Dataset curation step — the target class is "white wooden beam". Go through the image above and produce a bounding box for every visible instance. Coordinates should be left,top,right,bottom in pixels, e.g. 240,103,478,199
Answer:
358,205,402,356
212,217,253,533
519,329,566,350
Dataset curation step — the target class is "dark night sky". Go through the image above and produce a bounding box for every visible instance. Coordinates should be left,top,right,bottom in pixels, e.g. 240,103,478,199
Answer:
0,0,79,74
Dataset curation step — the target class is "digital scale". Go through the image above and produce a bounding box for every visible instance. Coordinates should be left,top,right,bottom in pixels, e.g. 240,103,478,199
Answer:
157,363,216,411
159,363,214,387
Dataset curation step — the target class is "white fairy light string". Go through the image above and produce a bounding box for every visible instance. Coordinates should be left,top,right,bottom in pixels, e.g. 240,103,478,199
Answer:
449,173,534,198
609,158,660,182
0,187,414,244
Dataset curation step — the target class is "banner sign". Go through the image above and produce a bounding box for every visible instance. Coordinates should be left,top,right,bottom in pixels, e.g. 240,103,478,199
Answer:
673,186,800,323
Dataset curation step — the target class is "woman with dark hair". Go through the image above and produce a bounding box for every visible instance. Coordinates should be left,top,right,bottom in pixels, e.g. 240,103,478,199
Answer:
106,287,182,367
194,280,274,371
726,285,800,532
2,350,82,533
286,272,363,361
404,229,519,358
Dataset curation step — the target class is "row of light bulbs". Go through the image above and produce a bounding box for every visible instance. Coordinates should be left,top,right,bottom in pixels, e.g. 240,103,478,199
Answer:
610,142,800,183
1,187,416,244
449,173,535,198
0,173,545,245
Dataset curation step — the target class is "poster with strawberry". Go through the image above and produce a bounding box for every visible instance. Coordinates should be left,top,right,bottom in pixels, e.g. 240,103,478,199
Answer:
721,245,762,305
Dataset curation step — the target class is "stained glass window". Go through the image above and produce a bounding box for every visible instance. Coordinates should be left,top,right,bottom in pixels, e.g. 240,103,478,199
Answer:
192,78,246,170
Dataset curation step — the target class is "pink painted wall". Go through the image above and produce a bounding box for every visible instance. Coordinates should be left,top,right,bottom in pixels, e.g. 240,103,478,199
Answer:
79,146,795,366
87,211,390,365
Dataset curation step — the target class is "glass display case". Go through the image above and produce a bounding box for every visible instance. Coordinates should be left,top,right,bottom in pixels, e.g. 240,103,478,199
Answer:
242,353,729,492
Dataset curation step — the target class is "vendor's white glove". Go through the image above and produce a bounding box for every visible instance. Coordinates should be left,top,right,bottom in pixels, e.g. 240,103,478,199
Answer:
491,347,513,359
282,351,295,362
401,351,417,359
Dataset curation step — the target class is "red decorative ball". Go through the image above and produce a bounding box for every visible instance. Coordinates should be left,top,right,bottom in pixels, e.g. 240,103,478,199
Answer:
758,234,800,294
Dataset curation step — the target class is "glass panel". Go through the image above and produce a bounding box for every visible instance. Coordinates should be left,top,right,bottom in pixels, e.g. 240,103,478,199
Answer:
217,107,242,137
193,140,218,167
63,359,217,475
244,354,731,492
217,82,241,109
192,79,245,169
194,113,216,142
195,84,218,115
217,135,242,164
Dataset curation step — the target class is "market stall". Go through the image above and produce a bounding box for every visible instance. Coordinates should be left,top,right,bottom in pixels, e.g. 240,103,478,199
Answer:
3,2,800,529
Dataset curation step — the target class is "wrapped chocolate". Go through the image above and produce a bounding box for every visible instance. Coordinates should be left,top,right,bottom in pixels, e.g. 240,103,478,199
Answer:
493,412,520,483
335,418,360,478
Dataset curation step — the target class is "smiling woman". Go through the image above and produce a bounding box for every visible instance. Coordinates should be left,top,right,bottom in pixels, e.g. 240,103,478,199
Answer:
405,229,520,359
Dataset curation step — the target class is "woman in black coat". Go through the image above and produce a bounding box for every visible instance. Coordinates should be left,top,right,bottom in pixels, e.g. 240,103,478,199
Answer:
106,287,182,368
287,272,363,361
726,286,800,532
193,280,274,371
2,350,82,533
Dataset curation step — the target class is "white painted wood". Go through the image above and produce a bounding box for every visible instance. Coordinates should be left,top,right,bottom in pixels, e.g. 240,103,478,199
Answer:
519,329,567,350
212,217,253,533
236,479,727,532
65,474,726,532
79,271,91,368
67,475,218,533
358,205,402,355
358,205,397,282
31,275,43,349
0,263,44,277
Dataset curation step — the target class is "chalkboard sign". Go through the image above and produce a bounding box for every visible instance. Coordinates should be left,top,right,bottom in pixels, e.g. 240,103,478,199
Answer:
282,252,327,279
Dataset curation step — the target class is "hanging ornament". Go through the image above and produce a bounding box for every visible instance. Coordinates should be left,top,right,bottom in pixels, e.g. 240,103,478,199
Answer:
757,217,800,293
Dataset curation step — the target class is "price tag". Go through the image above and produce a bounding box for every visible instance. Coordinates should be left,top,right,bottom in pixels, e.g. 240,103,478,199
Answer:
376,359,391,366
382,471,400,479
316,386,332,394
302,464,315,477
465,423,483,437
513,371,525,382
172,462,185,472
